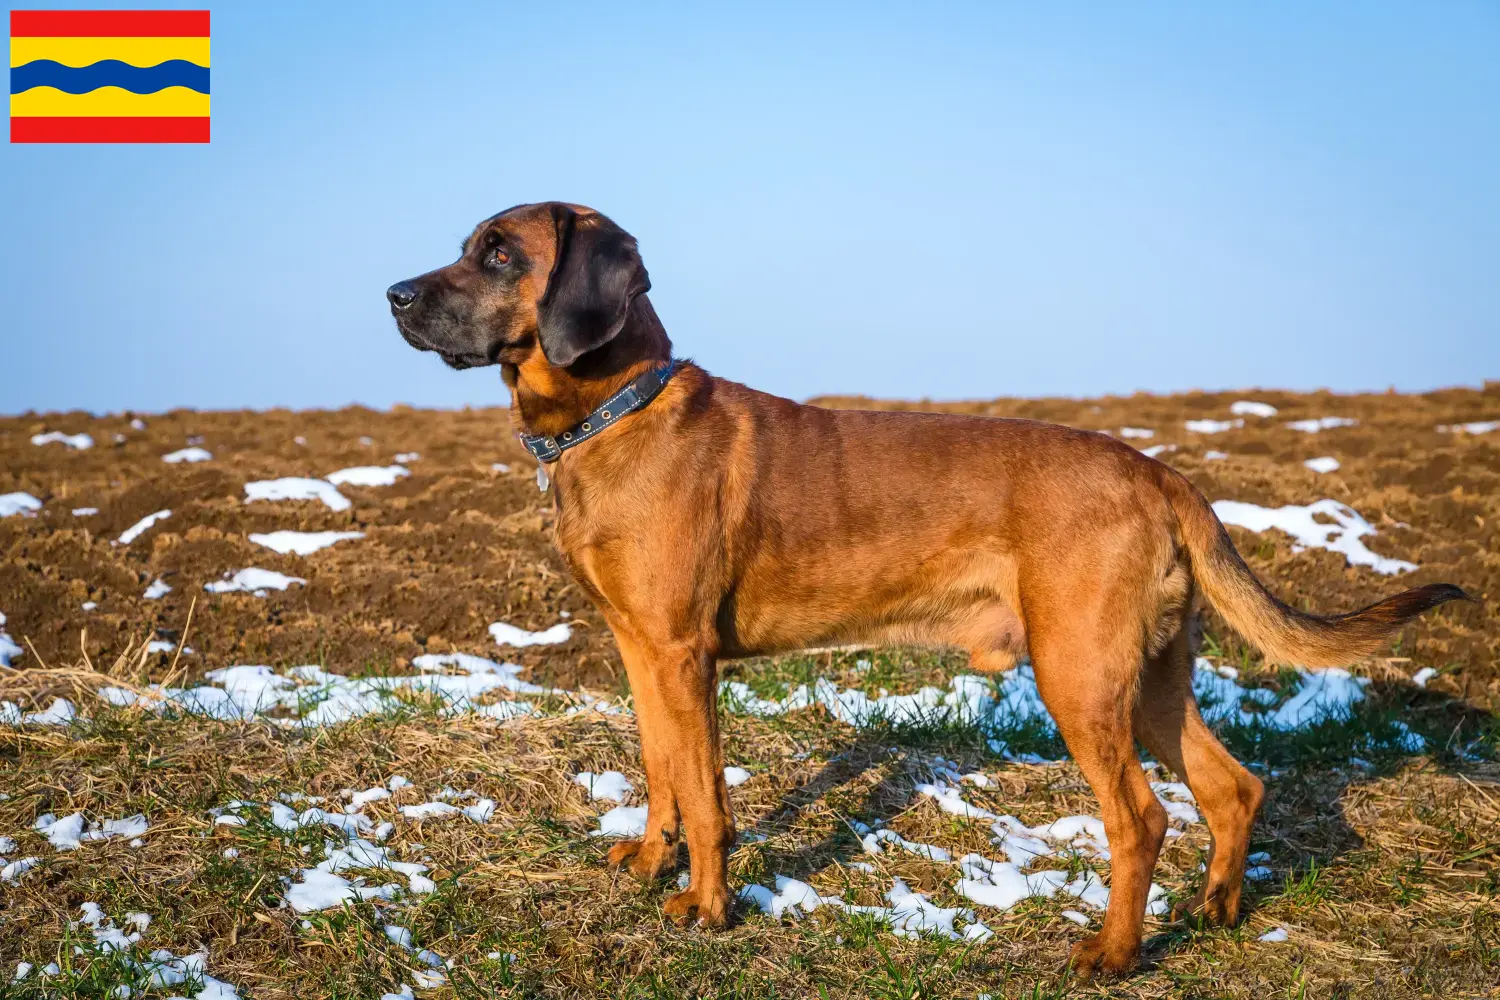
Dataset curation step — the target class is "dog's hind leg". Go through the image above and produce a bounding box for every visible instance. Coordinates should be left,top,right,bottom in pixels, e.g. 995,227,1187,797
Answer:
1026,585,1168,977
605,631,682,881
1133,620,1264,927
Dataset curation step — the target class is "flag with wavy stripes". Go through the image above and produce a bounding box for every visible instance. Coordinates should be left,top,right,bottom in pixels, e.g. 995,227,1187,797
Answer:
10,9,209,143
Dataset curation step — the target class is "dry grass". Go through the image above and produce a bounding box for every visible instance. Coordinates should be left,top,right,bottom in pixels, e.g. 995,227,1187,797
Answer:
2,645,1497,999
3,388,1499,996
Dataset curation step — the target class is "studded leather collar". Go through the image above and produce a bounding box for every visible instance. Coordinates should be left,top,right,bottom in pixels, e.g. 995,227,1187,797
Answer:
519,360,680,464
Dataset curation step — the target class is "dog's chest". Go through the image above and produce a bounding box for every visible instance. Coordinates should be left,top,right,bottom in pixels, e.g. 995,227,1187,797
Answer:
548,473,680,612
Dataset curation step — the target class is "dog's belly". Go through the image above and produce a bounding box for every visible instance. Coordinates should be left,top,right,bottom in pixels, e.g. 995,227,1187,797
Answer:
721,543,1028,662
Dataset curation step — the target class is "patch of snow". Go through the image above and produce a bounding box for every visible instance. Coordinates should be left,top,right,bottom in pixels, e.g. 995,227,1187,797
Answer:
862,828,951,862
463,799,496,823
1437,420,1498,435
1119,427,1154,439
1196,659,1379,731
964,920,994,941
1,612,23,667
83,601,98,611
1230,401,1278,418
1286,417,1357,433
1185,418,1243,434
6,698,75,726
2,856,41,883
244,477,350,512
143,578,172,600
101,656,547,728
489,621,572,647
284,867,399,913
724,766,752,787
491,462,510,472
916,782,1000,822
162,447,212,463
248,530,364,555
1411,667,1437,688
36,812,86,849
723,670,1052,741
204,568,307,595
740,873,990,941
1141,444,1174,458
0,493,42,518
326,465,410,487
117,510,170,545
591,805,648,838
575,771,634,803
399,801,459,822
1303,456,1340,473
82,815,150,843
1258,926,1289,942
1204,450,1228,460
67,903,241,996
348,786,390,810
738,875,848,920
476,700,537,720
271,832,432,912
1212,498,1415,575
394,452,420,463
72,506,98,516
32,431,93,450
1060,909,1090,926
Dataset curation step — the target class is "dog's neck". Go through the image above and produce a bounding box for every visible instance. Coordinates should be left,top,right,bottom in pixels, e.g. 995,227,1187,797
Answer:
507,294,674,439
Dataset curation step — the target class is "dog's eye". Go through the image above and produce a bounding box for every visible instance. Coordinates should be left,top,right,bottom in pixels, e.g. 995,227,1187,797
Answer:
490,248,510,266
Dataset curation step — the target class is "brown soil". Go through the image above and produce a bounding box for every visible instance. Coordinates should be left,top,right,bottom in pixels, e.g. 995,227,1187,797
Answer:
2,383,1496,710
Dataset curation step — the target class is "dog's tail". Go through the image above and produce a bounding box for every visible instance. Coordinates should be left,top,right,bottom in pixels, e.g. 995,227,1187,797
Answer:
1162,471,1469,667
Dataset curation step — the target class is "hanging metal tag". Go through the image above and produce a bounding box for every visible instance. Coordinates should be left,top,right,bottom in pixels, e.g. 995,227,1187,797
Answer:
536,462,549,492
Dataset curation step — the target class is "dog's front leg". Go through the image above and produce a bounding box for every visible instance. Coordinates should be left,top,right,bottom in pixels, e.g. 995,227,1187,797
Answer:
606,630,682,881
645,640,734,928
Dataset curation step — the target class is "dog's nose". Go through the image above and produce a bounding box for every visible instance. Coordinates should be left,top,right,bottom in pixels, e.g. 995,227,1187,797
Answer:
386,281,419,310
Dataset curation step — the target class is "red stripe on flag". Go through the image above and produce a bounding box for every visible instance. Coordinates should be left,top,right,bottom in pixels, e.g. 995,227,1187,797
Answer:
10,116,210,143
9,9,210,37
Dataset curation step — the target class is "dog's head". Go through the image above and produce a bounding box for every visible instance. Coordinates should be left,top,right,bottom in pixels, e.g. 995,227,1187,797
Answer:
387,202,650,370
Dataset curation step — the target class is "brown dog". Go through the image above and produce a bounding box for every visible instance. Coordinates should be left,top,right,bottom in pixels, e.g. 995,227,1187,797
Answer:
388,202,1467,975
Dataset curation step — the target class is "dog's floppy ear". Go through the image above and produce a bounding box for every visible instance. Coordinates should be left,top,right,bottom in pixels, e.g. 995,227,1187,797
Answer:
537,205,651,367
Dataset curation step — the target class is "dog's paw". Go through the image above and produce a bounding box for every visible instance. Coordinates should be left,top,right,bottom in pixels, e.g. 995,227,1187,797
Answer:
1066,934,1138,979
606,837,676,882
662,883,730,929
1171,884,1239,928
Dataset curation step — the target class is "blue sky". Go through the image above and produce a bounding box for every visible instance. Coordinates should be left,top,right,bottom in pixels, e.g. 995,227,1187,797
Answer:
3,1,1497,414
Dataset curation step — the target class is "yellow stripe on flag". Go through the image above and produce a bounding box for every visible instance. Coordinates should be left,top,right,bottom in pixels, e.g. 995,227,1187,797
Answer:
10,86,210,118
9,36,211,68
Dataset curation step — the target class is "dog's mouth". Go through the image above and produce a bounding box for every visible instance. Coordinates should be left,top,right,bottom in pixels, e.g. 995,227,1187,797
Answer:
395,319,501,370
436,349,490,370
